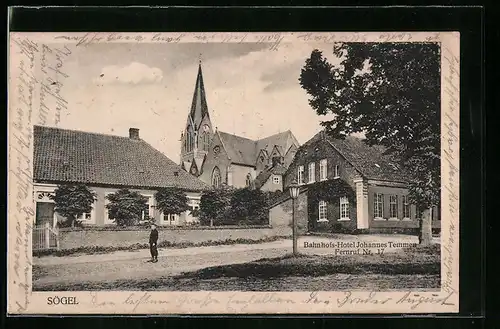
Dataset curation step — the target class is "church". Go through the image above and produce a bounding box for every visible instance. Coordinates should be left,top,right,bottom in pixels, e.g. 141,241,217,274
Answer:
179,63,300,192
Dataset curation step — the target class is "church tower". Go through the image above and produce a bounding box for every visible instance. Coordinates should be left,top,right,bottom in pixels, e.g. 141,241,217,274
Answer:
180,61,214,177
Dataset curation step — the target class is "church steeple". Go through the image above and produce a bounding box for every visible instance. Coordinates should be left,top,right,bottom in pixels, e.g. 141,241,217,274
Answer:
180,60,214,177
189,61,210,129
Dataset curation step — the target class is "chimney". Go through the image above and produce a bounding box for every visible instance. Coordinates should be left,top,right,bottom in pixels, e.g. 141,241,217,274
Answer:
129,128,140,140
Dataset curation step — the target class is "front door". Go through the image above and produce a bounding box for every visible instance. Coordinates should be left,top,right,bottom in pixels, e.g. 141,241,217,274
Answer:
35,202,55,227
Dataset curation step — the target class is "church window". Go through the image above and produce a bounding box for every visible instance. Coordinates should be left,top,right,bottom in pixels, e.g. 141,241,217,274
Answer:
212,166,221,188
245,174,252,187
202,132,210,151
186,130,194,152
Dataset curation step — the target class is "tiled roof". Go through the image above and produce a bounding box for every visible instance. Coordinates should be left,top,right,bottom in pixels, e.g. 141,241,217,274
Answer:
256,130,298,156
254,163,287,188
218,130,300,166
322,132,410,183
217,131,257,166
33,125,209,190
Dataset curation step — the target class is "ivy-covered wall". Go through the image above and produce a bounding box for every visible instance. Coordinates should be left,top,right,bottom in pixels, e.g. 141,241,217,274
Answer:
306,180,358,233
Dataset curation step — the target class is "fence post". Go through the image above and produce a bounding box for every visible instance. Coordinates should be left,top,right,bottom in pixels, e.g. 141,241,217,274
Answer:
56,228,60,250
45,222,50,249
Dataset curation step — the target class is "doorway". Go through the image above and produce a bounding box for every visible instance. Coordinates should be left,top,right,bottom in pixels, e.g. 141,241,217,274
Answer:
35,202,55,227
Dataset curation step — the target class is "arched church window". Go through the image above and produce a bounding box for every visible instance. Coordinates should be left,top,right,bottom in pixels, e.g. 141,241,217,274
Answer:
212,166,221,188
245,174,252,188
202,132,210,152
186,131,194,152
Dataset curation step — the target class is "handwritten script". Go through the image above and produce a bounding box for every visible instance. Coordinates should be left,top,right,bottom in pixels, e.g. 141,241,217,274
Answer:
9,35,72,313
442,45,460,296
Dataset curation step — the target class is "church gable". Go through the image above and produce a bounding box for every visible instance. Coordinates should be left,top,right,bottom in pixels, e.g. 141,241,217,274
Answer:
198,131,231,186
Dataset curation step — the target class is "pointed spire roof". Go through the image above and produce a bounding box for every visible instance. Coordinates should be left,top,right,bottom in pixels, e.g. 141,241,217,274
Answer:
189,62,210,129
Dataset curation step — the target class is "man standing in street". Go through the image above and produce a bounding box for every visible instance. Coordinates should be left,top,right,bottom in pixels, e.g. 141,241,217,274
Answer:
149,224,159,263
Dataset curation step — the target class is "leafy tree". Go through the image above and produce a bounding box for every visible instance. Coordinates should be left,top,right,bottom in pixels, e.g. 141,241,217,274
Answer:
51,184,96,227
230,188,268,224
300,43,440,205
199,187,232,226
155,187,190,218
106,189,148,226
299,43,440,244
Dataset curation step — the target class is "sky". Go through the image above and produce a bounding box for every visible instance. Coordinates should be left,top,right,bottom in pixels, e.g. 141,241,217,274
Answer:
57,42,343,164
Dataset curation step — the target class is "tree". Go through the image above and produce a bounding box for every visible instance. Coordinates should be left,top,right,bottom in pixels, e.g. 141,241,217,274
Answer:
299,43,440,244
106,189,148,226
230,188,268,225
199,187,232,226
155,187,190,218
51,184,96,227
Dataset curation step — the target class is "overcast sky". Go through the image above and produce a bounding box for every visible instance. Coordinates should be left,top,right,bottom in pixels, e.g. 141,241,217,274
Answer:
57,42,342,164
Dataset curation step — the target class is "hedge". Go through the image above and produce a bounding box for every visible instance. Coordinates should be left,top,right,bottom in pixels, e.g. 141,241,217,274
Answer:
33,235,292,257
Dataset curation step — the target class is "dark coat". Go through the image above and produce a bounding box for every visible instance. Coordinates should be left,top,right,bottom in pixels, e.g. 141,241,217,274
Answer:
149,229,158,244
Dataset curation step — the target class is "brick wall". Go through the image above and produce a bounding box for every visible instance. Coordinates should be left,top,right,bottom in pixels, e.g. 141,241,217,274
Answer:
268,191,308,234
58,225,291,250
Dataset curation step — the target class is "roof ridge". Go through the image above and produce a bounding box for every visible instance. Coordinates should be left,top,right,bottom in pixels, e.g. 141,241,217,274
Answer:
218,130,257,143
256,130,290,142
34,125,139,141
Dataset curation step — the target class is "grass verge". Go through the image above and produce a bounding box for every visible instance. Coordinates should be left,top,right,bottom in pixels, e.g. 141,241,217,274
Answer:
33,235,291,257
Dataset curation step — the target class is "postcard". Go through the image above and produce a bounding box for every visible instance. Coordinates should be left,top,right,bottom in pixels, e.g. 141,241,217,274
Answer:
7,31,459,314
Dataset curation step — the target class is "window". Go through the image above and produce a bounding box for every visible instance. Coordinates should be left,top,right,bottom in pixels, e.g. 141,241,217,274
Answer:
104,192,115,224
339,196,350,220
141,195,153,220
374,193,384,219
212,166,221,188
318,200,328,222
334,165,340,178
76,211,92,222
319,159,328,181
245,174,252,187
162,213,179,226
297,165,304,185
308,162,315,183
202,132,210,151
389,195,398,219
402,195,411,219
273,175,280,184
185,128,194,152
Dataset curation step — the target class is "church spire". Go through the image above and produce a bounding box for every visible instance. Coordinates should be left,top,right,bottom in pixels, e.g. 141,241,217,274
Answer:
189,60,209,129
